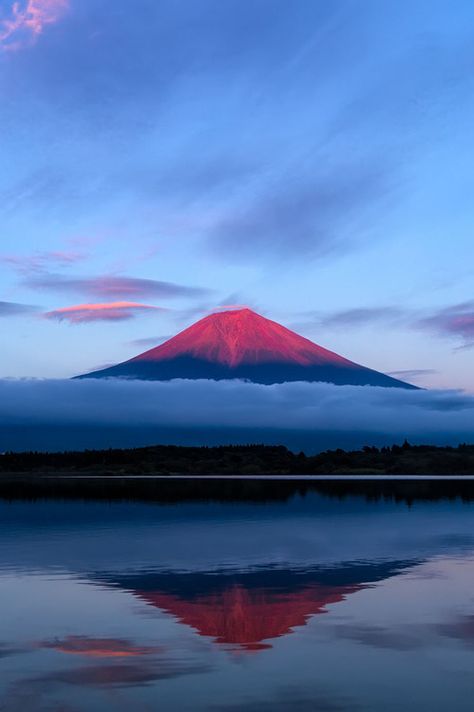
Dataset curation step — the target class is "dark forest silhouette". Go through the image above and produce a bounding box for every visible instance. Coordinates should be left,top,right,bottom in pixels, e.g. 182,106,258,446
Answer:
1,441,474,477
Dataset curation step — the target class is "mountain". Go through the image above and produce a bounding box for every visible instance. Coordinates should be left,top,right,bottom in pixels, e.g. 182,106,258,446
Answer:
76,307,416,388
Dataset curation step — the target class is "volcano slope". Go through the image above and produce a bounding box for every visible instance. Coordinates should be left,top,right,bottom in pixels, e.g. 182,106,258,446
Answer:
77,308,416,389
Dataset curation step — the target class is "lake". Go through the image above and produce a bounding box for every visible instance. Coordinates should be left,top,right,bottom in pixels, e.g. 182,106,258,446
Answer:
1,479,474,711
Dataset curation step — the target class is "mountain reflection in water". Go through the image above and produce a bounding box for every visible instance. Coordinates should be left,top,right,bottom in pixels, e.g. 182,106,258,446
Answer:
97,562,412,651
2,483,474,711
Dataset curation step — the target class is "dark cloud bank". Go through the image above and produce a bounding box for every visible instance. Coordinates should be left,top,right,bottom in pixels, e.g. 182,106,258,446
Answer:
0,379,473,453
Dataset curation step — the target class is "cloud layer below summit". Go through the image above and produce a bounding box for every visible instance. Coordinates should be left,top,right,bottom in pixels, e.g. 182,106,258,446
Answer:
1,378,473,452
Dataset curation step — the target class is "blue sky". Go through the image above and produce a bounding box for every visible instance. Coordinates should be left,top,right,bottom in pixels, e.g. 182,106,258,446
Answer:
1,0,473,390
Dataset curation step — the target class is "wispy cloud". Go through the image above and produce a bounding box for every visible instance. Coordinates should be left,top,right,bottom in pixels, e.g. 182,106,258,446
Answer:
128,335,172,349
2,250,85,274
0,0,68,51
0,300,37,317
208,161,391,261
44,301,164,324
211,304,251,312
417,302,474,350
387,369,438,381
24,273,211,300
318,307,406,329
288,305,412,341
297,302,474,353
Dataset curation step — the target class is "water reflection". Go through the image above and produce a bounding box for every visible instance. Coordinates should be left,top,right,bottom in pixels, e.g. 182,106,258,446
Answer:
2,485,474,711
98,562,412,651
28,657,208,689
40,636,162,658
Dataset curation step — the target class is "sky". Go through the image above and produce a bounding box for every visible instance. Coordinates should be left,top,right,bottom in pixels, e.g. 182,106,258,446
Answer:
1,0,474,391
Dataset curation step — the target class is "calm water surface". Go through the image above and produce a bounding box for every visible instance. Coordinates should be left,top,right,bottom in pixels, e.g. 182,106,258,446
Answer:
1,481,474,711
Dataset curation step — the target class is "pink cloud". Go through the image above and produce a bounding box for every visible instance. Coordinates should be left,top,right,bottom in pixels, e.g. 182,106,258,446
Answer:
44,301,164,324
418,302,474,349
0,0,68,51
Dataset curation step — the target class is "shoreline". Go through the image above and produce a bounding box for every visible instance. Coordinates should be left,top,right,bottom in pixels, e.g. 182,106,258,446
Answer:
2,474,474,504
2,473,474,480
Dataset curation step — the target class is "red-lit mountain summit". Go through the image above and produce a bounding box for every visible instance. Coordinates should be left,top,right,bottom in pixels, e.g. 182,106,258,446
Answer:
77,308,416,388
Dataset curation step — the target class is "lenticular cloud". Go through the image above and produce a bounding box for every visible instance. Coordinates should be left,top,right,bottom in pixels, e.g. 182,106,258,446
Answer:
44,302,162,323
0,378,473,452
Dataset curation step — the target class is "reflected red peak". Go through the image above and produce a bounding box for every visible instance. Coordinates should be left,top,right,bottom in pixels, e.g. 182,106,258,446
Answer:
137,583,362,651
